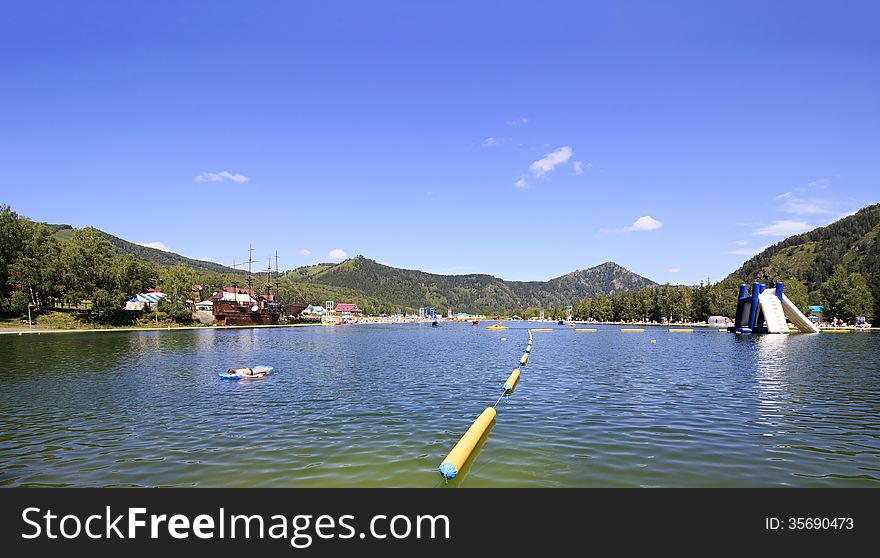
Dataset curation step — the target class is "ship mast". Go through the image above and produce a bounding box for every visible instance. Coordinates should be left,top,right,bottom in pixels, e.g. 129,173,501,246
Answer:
246,245,255,303
265,254,272,300
229,259,242,296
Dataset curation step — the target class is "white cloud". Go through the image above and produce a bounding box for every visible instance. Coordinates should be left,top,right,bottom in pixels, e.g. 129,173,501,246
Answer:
528,146,573,178
775,192,833,215
327,248,347,260
807,178,831,189
666,268,681,273
194,170,249,184
753,220,811,236
515,178,529,189
725,247,766,256
482,137,497,147
623,215,663,232
572,161,584,175
599,215,663,235
298,249,311,257
733,239,748,246
506,117,530,126
137,241,174,253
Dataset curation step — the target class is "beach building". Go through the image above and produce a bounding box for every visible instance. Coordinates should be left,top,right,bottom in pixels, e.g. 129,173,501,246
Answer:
334,303,362,317
302,304,326,316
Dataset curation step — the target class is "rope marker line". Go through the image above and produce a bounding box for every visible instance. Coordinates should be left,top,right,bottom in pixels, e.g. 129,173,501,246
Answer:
438,331,533,480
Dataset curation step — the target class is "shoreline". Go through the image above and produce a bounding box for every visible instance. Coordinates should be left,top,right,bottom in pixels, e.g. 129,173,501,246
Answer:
0,322,321,336
2,319,876,336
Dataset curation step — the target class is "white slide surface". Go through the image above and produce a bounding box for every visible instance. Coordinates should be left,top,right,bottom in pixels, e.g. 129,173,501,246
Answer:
780,293,821,333
758,290,790,333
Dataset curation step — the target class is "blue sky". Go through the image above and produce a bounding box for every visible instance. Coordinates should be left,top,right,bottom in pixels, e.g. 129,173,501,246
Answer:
2,1,878,284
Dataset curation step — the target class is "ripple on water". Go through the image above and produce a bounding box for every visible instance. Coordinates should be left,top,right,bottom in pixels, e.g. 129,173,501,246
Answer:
0,325,878,487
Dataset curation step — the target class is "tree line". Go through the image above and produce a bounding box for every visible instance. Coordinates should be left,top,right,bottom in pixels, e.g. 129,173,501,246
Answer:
510,272,875,324
0,205,404,325
2,204,875,326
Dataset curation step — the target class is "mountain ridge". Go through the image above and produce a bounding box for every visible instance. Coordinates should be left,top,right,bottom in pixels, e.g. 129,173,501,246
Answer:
48,223,244,276
722,204,880,294
286,256,657,313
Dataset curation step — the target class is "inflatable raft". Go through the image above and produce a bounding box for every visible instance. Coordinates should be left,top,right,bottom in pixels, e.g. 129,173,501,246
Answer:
219,365,274,380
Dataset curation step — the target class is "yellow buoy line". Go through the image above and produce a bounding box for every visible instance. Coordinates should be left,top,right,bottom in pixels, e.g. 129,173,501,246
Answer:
437,323,744,480
438,330,534,480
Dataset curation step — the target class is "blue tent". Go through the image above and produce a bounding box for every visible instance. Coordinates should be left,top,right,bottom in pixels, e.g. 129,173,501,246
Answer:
128,292,165,304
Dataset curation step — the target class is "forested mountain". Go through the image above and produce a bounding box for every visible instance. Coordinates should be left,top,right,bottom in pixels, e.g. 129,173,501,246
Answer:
547,262,657,297
48,224,242,276
286,257,656,314
724,204,880,292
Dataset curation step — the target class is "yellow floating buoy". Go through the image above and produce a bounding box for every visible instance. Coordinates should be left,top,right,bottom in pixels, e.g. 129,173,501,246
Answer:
439,407,497,479
650,339,656,343
530,328,553,332
668,329,694,333
823,329,852,333
620,328,645,332
504,369,520,394
520,353,529,367
574,328,598,332
718,329,727,332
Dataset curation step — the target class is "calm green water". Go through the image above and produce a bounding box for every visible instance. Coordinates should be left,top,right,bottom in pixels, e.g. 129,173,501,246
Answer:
1,323,878,487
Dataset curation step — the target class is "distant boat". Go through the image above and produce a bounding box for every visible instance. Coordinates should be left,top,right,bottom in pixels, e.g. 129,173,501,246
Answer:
432,320,438,327
558,320,565,325
472,320,479,326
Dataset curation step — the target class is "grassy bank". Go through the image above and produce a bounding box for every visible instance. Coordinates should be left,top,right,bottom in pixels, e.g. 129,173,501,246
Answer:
0,311,319,334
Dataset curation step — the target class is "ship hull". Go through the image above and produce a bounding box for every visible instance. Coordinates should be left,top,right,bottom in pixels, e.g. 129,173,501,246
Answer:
212,300,280,326
211,301,310,325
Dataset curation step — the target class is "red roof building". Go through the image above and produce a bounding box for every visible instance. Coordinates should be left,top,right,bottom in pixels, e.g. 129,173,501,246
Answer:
334,303,362,315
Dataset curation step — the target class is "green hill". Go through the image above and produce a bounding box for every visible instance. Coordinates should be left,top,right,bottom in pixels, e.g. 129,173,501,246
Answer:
724,204,880,292
286,257,656,313
48,223,244,276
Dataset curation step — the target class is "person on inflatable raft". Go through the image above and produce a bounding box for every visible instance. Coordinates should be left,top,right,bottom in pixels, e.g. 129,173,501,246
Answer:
225,367,268,378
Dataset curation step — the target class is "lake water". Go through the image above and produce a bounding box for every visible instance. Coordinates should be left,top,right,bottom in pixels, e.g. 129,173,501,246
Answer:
1,323,878,487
